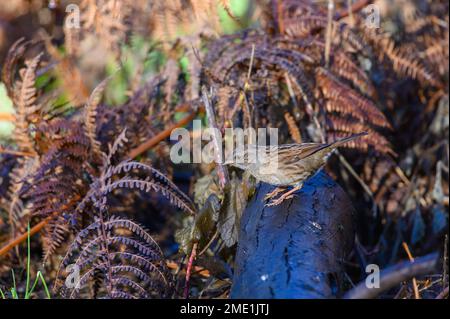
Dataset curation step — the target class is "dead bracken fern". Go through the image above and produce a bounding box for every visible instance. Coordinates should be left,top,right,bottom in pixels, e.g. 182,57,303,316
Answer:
0,0,447,300
25,119,90,260
53,130,195,298
0,37,196,268
76,130,196,220
84,77,111,159
203,31,392,153
369,0,448,86
3,41,42,156
1,39,43,239
55,215,170,299
284,112,302,143
363,30,443,88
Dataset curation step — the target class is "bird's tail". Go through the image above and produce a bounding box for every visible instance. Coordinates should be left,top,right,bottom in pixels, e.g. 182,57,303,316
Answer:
328,132,368,148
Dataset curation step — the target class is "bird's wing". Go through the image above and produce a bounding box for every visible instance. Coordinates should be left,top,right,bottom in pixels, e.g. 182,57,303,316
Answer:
225,145,276,167
277,143,329,164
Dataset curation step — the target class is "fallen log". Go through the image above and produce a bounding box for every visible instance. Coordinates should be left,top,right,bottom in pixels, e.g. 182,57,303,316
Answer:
231,170,355,298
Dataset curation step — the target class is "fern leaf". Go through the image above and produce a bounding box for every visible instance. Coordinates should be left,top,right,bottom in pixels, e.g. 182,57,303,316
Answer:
85,77,110,158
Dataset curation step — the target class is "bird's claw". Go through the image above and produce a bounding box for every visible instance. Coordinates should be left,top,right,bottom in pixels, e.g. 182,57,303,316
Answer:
264,187,286,201
264,185,301,207
266,194,294,207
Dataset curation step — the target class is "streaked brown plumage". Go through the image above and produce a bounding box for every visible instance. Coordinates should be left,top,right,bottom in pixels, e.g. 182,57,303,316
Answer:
225,132,368,205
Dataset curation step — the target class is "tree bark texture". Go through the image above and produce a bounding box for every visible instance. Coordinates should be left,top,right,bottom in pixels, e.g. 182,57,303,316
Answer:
231,170,356,298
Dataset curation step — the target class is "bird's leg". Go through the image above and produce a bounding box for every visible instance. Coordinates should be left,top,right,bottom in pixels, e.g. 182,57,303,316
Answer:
264,186,287,201
266,184,302,207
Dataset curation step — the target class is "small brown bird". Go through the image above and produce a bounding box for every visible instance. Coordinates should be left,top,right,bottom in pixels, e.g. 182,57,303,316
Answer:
225,132,368,206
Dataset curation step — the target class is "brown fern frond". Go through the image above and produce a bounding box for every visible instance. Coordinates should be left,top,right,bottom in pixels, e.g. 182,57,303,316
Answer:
43,36,90,106
203,8,394,154
422,36,449,78
363,29,442,88
284,15,328,38
12,52,44,155
50,129,181,298
1,38,29,97
78,130,195,219
97,76,167,157
325,115,393,155
284,112,302,143
104,129,129,167
330,51,376,98
161,57,180,118
56,215,170,299
5,157,39,240
218,0,242,26
104,161,196,215
0,48,47,240
316,67,391,129
217,85,238,125
185,43,202,101
63,8,81,57
22,119,90,259
84,77,110,159
152,1,181,44
42,214,70,261
83,0,130,56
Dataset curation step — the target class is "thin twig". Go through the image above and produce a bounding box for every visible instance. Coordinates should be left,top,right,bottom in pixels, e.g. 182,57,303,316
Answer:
393,283,407,299
0,146,35,157
0,113,15,122
201,86,230,189
246,44,255,82
335,0,370,20
343,253,439,299
183,242,198,299
0,194,83,257
198,229,219,256
276,0,285,34
305,88,376,213
347,0,354,27
0,217,51,257
236,44,256,129
337,151,378,216
166,260,210,278
325,0,335,68
443,234,448,288
418,278,442,293
402,242,420,299
284,73,299,109
435,286,449,299
128,110,198,159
